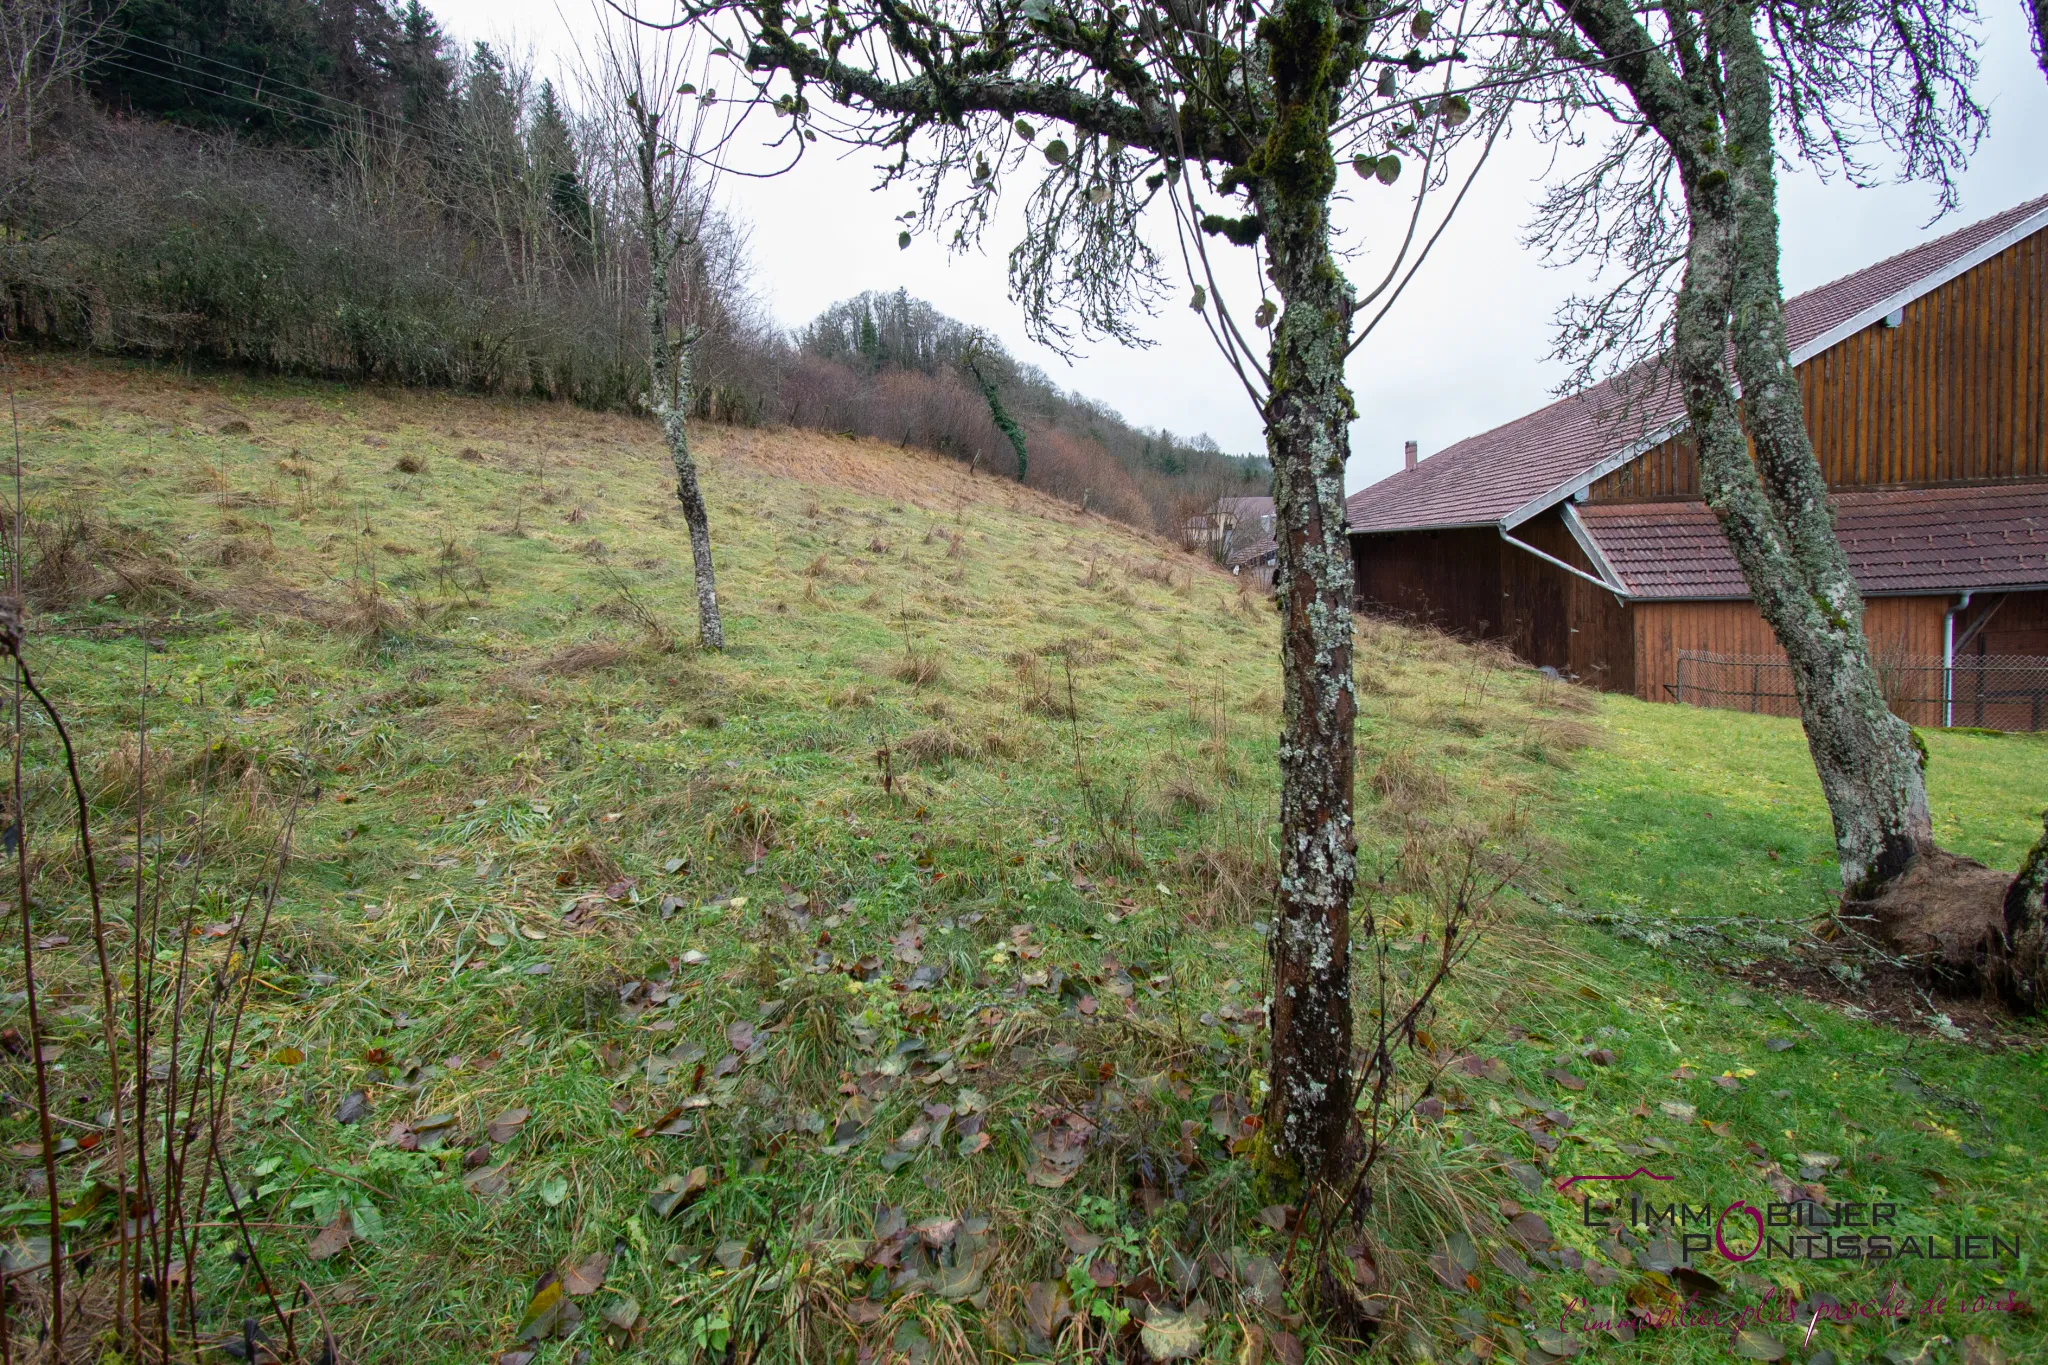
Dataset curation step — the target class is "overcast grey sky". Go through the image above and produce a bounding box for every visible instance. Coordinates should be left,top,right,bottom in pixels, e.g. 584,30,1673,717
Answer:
438,0,2046,492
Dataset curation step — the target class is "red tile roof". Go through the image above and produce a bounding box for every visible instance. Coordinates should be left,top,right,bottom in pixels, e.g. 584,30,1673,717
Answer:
1345,194,2048,535
1575,485,2048,599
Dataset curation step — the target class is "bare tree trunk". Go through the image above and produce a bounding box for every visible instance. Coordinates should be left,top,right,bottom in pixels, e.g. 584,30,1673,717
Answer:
1254,0,1358,1183
2031,0,2048,83
1711,11,1932,897
636,109,724,651
2003,815,2048,1009
1563,0,1931,897
660,341,724,650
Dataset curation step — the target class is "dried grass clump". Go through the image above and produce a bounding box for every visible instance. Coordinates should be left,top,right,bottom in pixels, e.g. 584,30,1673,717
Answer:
395,452,428,475
1127,557,1176,587
21,501,102,607
893,646,946,688
170,737,264,791
828,684,877,709
979,729,1020,760
898,727,968,767
217,417,252,435
208,535,276,568
1174,827,1277,925
557,841,625,887
91,735,176,810
458,447,487,463
1417,628,1470,664
1011,652,1072,719
1159,777,1214,818
1038,635,1108,667
706,798,779,854
1371,749,1452,814
339,580,413,654
1534,678,1601,714
536,641,634,676
108,553,219,615
1521,717,1602,766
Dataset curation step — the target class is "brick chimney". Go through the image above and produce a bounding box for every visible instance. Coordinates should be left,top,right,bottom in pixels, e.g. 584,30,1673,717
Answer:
1403,439,1418,471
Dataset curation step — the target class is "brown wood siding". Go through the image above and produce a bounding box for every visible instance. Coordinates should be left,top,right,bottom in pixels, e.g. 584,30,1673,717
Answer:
1511,510,1637,694
1353,527,1506,645
1586,226,2048,500
1968,590,2048,657
1588,429,1698,501
1633,597,1948,723
1353,512,1635,693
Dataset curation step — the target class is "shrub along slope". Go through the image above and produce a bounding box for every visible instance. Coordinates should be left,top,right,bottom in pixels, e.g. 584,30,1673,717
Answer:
2,356,2042,1364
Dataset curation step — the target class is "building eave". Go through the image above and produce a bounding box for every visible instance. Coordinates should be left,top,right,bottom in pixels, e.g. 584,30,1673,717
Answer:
1493,203,2048,535
1560,502,1631,594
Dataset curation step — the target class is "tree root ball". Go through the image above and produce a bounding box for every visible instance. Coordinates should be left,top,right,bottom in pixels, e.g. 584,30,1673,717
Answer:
1846,817,2048,1013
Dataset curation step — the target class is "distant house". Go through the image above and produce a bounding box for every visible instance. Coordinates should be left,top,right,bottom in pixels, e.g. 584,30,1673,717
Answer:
1227,529,1278,589
1345,194,2048,730
1183,495,1275,559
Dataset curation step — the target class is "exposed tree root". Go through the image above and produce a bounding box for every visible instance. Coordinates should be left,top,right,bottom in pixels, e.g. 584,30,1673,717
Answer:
1846,818,2048,1013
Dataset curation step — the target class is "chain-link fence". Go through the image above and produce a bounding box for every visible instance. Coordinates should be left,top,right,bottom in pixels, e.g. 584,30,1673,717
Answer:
1669,651,2048,732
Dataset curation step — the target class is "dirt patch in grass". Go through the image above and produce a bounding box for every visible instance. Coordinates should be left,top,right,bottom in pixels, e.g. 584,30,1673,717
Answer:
1727,950,2037,1048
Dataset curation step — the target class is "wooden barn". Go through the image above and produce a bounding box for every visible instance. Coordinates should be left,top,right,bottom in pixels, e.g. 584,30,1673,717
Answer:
1345,194,2048,730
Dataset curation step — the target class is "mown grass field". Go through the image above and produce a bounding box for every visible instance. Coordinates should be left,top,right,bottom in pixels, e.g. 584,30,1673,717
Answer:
2,356,2042,1365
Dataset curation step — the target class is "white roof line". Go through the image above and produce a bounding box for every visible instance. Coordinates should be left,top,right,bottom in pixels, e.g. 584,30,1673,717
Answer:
1561,502,1630,594
1497,415,1688,532
1788,203,2048,365
1486,201,2048,535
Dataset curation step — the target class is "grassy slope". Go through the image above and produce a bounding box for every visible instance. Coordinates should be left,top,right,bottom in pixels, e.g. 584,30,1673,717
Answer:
3,356,2042,1365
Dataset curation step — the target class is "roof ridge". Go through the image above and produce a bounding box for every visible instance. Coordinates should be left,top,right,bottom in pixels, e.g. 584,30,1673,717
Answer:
1346,191,2048,536
1782,192,2048,312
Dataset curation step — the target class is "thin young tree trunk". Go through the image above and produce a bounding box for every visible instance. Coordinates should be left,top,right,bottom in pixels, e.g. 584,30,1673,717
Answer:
637,116,724,651
662,342,724,650
1254,0,1358,1182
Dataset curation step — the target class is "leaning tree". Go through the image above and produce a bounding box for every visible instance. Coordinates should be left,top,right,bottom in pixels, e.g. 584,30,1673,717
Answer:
1517,0,2048,999
664,0,1525,1177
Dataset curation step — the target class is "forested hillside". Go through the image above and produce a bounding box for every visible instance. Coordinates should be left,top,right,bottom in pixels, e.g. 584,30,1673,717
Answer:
0,0,1264,534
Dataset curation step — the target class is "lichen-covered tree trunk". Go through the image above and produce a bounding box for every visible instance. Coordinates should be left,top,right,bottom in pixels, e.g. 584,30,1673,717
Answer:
1566,0,1933,897
1254,0,1358,1181
1702,10,1931,895
639,136,724,652
659,345,725,651
2003,815,2048,1009
966,355,1028,482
